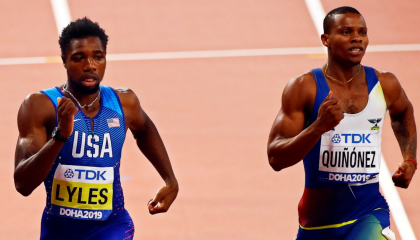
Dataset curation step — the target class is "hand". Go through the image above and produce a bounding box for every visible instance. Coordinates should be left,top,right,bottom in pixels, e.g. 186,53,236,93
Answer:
147,183,179,215
392,161,416,188
57,97,78,138
314,91,344,133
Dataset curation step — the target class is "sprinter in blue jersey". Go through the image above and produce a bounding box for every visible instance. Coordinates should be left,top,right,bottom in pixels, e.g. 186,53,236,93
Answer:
267,7,416,240
14,18,179,239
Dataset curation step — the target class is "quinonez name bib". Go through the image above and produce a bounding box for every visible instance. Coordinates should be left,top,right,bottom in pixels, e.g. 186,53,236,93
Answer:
50,164,114,221
318,130,380,184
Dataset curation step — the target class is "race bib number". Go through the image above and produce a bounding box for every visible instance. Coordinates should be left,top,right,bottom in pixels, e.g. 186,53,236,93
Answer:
318,130,380,183
50,164,114,221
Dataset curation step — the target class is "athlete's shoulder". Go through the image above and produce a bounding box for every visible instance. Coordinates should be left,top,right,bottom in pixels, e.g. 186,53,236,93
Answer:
111,87,142,125
282,71,316,102
290,70,315,84
373,68,398,81
18,91,56,131
373,68,401,92
112,87,140,108
20,91,55,114
278,70,317,115
284,70,316,92
372,68,404,109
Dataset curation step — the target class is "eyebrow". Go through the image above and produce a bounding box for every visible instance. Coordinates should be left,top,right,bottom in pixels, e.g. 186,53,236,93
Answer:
71,51,84,56
339,25,367,29
71,50,105,56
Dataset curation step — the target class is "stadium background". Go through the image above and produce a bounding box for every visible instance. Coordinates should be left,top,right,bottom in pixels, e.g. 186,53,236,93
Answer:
0,0,419,239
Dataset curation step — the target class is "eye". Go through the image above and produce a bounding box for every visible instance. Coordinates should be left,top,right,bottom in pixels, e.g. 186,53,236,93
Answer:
95,55,104,60
343,30,350,35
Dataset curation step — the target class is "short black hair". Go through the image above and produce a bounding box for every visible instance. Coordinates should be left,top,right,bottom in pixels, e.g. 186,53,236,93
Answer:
323,6,361,34
59,17,108,57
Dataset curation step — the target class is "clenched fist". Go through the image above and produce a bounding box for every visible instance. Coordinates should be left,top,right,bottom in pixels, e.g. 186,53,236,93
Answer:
57,97,78,138
314,91,344,134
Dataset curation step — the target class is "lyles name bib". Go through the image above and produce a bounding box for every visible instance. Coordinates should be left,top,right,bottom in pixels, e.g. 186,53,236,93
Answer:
50,164,114,221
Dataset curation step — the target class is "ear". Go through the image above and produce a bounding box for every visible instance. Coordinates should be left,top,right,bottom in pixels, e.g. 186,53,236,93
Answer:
321,34,330,47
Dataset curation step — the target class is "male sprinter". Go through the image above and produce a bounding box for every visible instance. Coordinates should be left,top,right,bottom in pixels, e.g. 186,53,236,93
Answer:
267,7,416,240
14,18,179,239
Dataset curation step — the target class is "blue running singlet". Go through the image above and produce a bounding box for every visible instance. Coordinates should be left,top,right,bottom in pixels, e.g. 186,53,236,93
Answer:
40,85,135,239
296,66,394,240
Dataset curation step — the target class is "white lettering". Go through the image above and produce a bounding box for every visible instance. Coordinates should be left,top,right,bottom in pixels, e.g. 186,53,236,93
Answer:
72,131,86,158
87,135,100,158
71,132,113,158
100,133,113,158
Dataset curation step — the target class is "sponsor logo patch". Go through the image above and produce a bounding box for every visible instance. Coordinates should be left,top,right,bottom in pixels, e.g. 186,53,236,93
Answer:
368,118,382,131
318,130,380,183
64,169,74,178
50,164,114,221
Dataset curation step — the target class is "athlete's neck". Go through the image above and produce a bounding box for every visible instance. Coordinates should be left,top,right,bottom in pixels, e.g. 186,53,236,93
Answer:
324,60,362,84
62,82,101,109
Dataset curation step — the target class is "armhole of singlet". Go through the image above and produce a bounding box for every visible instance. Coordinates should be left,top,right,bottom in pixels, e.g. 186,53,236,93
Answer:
110,87,126,130
40,87,63,127
364,66,379,94
308,68,331,126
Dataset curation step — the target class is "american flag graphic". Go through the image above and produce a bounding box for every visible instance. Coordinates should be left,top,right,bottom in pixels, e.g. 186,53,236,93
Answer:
107,118,120,128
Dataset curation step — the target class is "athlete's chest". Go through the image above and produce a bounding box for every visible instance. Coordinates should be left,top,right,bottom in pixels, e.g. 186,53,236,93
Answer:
59,107,126,166
328,84,369,114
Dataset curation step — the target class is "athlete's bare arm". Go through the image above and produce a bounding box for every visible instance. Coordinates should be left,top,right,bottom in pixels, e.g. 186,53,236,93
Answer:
267,72,344,171
14,94,77,196
116,88,178,214
378,71,417,188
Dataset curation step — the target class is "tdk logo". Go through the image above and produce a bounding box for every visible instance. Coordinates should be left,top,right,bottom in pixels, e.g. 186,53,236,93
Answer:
331,134,341,143
73,169,107,181
332,134,371,144
64,169,74,178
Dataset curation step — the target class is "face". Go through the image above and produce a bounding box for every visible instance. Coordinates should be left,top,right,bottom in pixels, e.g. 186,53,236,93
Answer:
63,36,106,94
322,13,368,65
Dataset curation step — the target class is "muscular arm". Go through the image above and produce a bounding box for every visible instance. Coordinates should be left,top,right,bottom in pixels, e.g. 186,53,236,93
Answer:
117,88,178,214
267,73,343,171
14,94,76,196
379,71,417,188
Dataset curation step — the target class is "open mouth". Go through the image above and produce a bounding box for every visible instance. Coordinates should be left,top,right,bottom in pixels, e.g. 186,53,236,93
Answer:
81,79,97,87
81,74,99,87
349,47,363,54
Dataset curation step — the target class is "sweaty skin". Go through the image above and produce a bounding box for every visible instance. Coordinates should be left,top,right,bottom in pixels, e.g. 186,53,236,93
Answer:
14,36,178,215
267,13,416,226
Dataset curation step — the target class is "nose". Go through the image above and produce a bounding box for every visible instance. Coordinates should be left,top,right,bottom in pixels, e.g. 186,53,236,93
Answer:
84,57,96,72
351,33,363,43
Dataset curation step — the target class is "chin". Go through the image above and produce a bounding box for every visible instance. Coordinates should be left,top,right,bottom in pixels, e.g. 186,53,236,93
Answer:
352,59,363,65
351,55,365,64
68,80,101,95
346,57,363,66
81,85,101,95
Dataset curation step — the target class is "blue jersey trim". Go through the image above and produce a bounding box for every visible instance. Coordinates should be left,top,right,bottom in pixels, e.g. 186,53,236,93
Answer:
110,87,126,129
309,68,330,126
101,86,123,117
364,66,379,93
309,66,378,127
41,87,64,126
